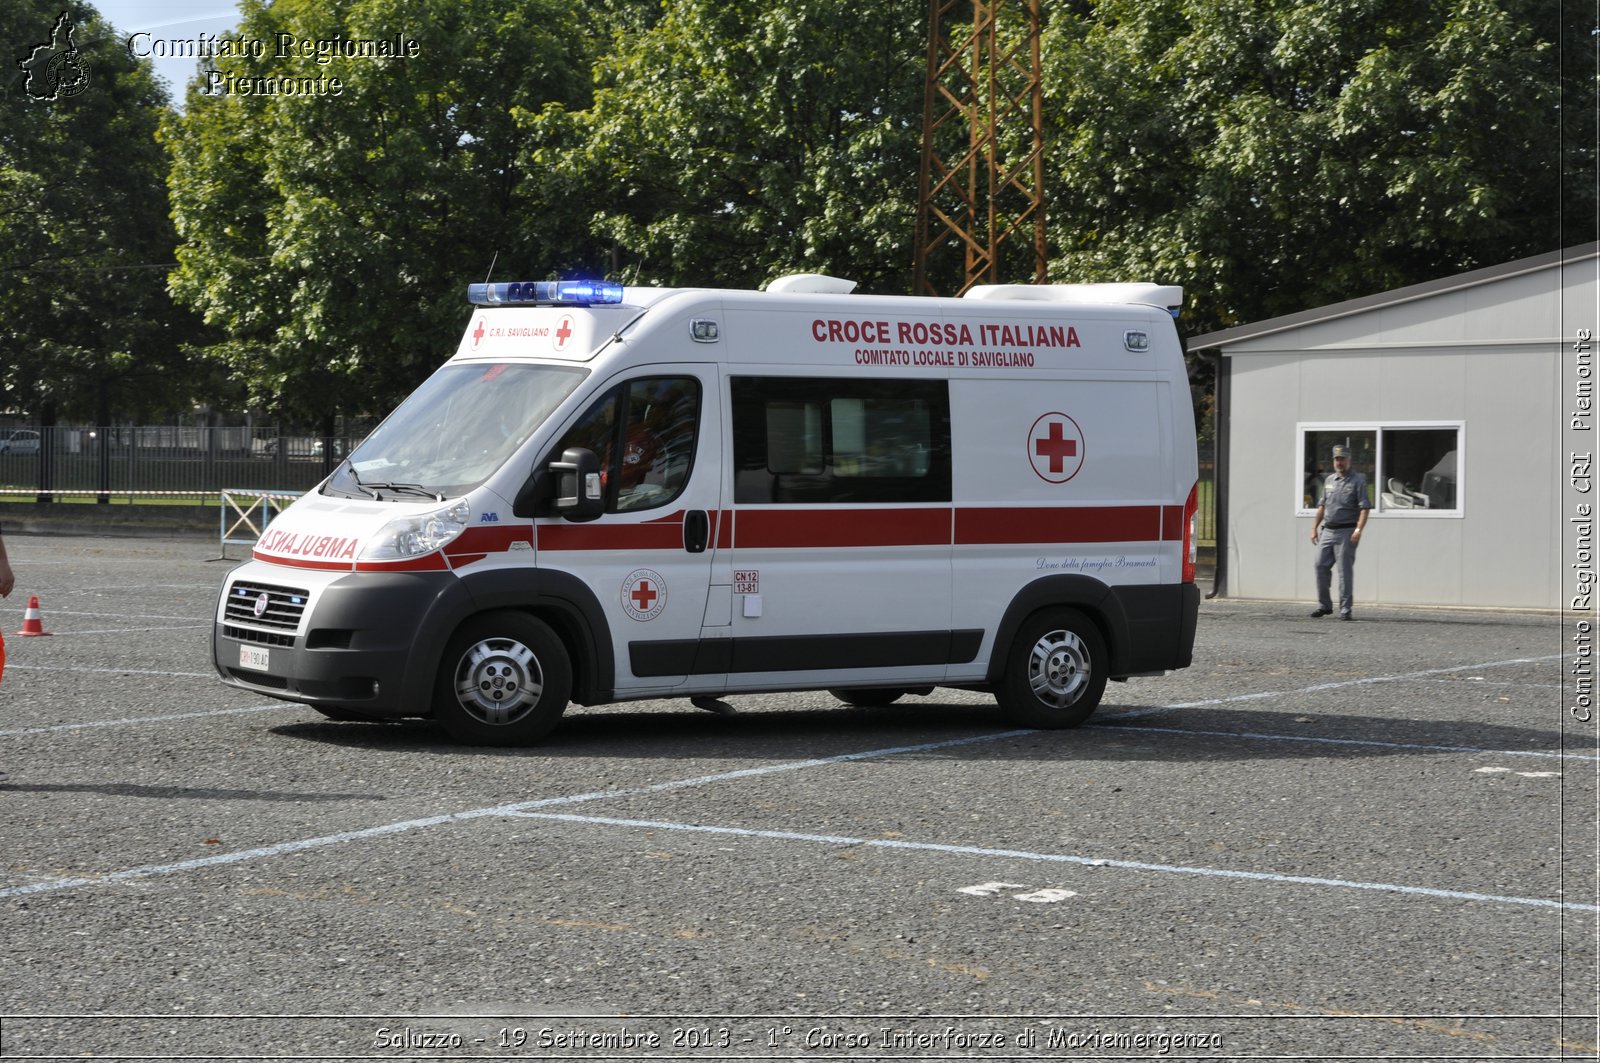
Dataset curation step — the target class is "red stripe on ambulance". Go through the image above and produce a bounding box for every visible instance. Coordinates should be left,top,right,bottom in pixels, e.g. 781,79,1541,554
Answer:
731,508,949,549
955,505,1165,546
537,510,687,552
443,525,534,567
534,505,1182,553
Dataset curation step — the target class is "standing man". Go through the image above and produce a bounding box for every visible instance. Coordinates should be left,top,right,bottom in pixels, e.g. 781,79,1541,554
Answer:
1309,444,1369,620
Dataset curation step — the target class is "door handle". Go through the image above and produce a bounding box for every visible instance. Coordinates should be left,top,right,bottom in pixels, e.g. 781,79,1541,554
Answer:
684,509,709,554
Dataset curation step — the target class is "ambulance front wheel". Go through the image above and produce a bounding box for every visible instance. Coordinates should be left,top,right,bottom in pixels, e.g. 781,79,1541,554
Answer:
434,611,571,745
997,608,1108,728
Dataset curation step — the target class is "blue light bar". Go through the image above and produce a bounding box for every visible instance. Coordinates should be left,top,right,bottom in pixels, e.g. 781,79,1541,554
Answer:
466,280,624,306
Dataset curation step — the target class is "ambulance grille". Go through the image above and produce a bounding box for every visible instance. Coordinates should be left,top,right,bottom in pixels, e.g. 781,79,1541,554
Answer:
223,625,295,648
224,581,310,632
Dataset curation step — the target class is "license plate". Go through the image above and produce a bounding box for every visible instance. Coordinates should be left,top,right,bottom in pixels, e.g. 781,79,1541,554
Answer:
238,644,270,671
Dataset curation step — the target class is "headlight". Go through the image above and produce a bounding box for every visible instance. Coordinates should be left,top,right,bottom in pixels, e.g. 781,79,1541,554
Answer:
361,500,472,560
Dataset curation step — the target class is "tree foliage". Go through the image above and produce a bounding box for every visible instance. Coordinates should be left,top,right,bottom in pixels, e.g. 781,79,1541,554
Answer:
530,0,928,293
163,0,598,426
10,0,1583,427
0,0,202,423
1043,0,1585,334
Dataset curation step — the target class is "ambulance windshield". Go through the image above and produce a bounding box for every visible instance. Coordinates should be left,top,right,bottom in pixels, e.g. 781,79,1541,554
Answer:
323,362,587,500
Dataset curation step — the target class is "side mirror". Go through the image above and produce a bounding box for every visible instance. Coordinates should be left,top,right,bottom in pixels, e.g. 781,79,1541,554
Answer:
551,447,605,522
512,447,606,521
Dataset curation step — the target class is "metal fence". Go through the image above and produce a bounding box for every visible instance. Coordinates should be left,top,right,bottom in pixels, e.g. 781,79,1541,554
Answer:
1197,437,1216,546
0,426,356,500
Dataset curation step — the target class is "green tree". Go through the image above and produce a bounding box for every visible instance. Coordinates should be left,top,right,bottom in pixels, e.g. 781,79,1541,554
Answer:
532,0,927,293
163,0,597,429
1043,0,1584,334
1,0,204,425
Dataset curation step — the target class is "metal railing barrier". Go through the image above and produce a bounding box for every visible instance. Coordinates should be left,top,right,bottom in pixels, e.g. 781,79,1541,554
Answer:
219,489,302,558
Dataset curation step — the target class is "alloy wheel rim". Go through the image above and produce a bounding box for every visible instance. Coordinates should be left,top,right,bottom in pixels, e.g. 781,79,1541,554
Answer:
1028,628,1090,708
455,636,543,725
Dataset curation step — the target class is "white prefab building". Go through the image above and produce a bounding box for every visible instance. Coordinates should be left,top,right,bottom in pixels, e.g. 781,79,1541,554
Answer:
1189,243,1598,610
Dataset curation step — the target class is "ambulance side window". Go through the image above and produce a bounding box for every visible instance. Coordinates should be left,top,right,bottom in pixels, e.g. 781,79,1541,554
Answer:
731,377,951,504
553,377,701,513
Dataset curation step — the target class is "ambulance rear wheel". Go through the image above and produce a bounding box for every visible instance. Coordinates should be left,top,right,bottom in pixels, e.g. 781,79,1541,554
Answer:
435,612,571,745
997,608,1107,728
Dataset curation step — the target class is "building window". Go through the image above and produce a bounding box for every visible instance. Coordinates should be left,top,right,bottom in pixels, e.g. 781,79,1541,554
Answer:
731,377,951,503
1380,427,1458,510
1297,423,1462,515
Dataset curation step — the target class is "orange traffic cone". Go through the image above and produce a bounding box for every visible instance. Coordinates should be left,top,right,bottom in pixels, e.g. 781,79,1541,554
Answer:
16,595,51,637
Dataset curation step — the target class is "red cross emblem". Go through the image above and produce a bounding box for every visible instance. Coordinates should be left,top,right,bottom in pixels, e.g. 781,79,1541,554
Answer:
622,568,667,621
1028,412,1085,483
631,580,657,611
553,314,575,352
471,318,485,349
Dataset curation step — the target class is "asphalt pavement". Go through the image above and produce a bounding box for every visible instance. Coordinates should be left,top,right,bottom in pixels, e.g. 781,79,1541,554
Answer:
0,534,1594,1061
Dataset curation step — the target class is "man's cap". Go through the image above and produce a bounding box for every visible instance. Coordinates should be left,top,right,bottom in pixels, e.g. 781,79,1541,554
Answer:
1331,445,1350,458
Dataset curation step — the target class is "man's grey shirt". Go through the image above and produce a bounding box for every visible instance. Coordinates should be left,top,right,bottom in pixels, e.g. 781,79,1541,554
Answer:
1321,472,1370,526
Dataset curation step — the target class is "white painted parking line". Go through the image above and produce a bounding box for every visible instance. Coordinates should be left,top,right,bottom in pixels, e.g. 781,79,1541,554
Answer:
1104,653,1566,721
0,730,1033,898
1409,677,1563,690
20,624,210,636
0,703,291,737
3,665,215,679
958,881,1077,902
1090,723,1599,762
5,720,1590,917
1474,766,1564,778
45,609,211,622
500,811,1600,914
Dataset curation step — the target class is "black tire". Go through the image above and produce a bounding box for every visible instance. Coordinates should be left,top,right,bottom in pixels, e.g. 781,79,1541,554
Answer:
996,608,1108,728
433,612,571,746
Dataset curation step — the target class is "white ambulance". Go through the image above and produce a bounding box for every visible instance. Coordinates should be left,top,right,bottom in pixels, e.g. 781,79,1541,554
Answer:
213,274,1200,744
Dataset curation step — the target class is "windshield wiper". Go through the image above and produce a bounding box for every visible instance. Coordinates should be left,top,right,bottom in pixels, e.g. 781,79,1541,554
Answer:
341,460,377,499
329,459,442,502
363,480,444,502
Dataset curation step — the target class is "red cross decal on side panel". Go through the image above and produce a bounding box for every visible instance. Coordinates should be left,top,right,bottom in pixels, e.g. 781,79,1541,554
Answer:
621,568,667,621
1028,412,1086,483
471,318,485,349
553,314,575,352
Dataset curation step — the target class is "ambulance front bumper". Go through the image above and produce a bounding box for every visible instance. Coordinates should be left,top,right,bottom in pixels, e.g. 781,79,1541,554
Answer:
213,564,461,717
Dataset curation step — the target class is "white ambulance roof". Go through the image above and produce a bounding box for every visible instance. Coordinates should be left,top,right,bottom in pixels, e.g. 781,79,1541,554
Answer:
765,274,859,295
454,275,1187,363
964,282,1183,313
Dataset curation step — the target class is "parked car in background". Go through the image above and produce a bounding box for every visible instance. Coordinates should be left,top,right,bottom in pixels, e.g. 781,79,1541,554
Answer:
0,429,41,455
252,436,350,459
